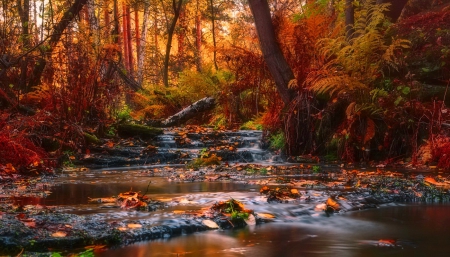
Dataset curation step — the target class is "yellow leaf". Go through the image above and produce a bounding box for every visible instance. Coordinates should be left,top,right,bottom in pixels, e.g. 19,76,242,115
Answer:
127,223,142,229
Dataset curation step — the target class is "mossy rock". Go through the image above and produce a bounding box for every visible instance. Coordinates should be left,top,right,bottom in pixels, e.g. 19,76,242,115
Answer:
84,133,101,145
117,124,163,140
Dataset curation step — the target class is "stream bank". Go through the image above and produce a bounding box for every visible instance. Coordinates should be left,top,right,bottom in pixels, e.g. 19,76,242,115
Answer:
1,128,450,256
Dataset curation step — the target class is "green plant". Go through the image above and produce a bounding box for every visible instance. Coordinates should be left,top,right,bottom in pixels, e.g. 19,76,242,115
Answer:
312,165,321,173
117,105,132,121
224,199,249,221
260,167,268,175
270,131,286,150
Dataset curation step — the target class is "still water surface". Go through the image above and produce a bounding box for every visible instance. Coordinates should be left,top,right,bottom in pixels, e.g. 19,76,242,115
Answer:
98,204,450,257
45,169,450,257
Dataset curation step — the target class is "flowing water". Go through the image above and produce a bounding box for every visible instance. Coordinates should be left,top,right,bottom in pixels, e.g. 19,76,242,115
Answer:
45,129,450,256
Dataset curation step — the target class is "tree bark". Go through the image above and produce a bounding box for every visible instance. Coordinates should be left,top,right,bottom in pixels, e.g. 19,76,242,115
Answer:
126,5,133,75
122,2,130,71
209,0,218,70
17,0,30,91
137,1,151,85
377,0,408,22
148,96,216,127
248,0,295,106
162,0,183,88
177,8,186,70
87,0,99,47
195,0,202,72
345,0,355,41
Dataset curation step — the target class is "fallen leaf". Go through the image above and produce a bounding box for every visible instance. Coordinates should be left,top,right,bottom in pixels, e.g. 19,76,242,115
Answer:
202,219,219,229
52,231,67,238
244,214,256,226
256,213,275,219
127,223,142,229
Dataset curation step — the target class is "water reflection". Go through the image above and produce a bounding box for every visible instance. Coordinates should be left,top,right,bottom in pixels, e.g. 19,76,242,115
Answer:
98,204,450,257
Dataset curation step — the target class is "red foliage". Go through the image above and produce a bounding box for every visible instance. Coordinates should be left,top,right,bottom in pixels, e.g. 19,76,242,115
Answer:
0,131,47,168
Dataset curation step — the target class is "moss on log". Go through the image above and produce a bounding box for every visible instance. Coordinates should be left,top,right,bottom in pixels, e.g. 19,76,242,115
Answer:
84,133,101,145
117,124,163,139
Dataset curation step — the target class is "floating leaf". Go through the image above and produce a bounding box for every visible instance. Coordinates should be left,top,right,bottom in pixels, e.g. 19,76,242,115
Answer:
127,223,142,229
256,213,275,219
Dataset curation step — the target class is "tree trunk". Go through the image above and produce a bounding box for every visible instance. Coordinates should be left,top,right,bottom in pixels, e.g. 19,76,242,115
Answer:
377,0,408,22
27,0,88,90
148,96,216,127
177,8,186,70
87,0,99,47
137,2,150,85
209,0,218,70
162,0,183,88
345,0,355,41
122,2,130,71
248,0,295,106
195,0,202,72
135,5,140,56
17,0,30,92
104,1,110,38
126,5,133,75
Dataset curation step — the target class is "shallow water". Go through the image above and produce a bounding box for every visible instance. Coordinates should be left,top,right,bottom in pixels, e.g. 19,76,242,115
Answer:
37,129,450,256
97,204,450,257
41,168,450,257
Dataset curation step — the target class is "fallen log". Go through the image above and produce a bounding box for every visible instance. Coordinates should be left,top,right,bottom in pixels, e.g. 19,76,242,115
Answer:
148,96,216,127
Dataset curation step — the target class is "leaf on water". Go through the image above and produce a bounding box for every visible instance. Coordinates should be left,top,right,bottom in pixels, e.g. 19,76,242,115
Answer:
127,223,142,229
52,231,67,238
202,219,219,229
256,213,275,219
245,214,256,226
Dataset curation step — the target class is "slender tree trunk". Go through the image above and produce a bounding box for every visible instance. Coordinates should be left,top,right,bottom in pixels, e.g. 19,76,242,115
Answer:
248,0,295,105
122,3,130,71
177,8,186,69
17,0,30,92
137,2,151,85
135,4,140,57
162,0,183,88
195,0,202,72
209,0,218,70
104,1,110,37
126,5,133,75
87,0,100,47
345,0,355,41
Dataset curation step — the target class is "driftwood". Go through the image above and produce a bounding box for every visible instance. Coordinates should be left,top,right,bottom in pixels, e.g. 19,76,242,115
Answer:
148,96,216,127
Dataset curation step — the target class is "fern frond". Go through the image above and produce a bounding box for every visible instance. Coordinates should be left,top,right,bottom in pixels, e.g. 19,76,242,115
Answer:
382,38,411,71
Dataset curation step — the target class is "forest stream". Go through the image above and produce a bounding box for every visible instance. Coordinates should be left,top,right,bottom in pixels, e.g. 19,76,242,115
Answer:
2,129,450,256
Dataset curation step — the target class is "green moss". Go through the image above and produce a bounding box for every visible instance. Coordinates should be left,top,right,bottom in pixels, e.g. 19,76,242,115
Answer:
117,124,163,140
83,133,100,145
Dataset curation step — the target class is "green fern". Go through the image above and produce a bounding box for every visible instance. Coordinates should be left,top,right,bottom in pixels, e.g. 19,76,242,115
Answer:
307,0,410,97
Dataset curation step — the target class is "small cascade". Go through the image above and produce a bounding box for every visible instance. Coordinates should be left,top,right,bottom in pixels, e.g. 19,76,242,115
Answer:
79,128,276,168
154,129,273,164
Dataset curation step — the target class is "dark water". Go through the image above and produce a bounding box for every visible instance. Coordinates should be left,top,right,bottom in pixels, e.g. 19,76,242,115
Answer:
97,204,450,257
43,170,450,257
